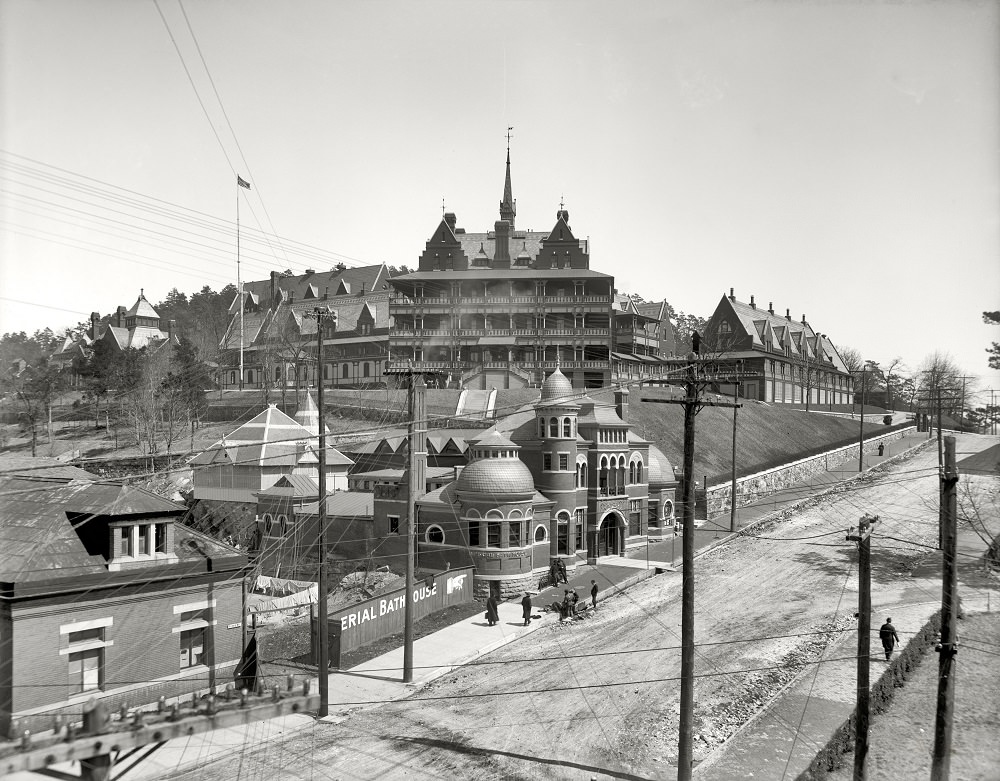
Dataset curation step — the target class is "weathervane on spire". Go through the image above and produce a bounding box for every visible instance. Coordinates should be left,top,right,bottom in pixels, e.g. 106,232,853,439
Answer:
506,126,513,153
560,194,565,210
442,197,446,217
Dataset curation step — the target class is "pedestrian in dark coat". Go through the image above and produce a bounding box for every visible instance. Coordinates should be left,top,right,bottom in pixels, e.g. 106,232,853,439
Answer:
485,595,500,626
879,617,899,660
557,559,568,583
521,593,532,626
568,588,579,618
590,580,599,609
559,590,570,622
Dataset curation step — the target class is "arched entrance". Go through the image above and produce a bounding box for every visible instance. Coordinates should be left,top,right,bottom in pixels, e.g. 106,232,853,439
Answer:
597,512,624,557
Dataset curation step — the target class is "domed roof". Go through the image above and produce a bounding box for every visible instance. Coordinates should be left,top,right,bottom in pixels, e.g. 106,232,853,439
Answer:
647,445,676,485
539,368,577,406
456,457,535,496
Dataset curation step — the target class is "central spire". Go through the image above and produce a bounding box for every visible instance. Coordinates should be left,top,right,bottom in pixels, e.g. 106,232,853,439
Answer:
500,128,516,229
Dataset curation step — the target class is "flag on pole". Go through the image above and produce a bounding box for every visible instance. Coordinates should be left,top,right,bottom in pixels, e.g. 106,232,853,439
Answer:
237,175,251,190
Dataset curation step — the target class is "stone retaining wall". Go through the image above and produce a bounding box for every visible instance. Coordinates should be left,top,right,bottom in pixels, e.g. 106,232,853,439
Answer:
703,427,916,518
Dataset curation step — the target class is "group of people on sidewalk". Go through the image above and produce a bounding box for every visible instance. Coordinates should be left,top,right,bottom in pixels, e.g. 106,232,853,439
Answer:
483,576,602,628
556,580,599,622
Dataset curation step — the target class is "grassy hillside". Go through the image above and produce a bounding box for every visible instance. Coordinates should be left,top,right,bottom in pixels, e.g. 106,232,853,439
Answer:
590,386,904,484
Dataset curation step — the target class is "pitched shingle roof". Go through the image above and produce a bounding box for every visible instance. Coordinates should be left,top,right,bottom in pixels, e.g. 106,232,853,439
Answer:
190,405,353,468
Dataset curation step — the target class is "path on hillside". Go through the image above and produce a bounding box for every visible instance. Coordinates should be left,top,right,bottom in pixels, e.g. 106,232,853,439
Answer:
168,435,996,781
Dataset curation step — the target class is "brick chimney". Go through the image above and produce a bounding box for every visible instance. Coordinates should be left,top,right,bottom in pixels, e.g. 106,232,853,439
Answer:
786,308,792,321
90,311,100,339
749,295,756,309
615,384,630,423
493,220,511,269
115,305,126,327
768,302,774,315
729,287,735,302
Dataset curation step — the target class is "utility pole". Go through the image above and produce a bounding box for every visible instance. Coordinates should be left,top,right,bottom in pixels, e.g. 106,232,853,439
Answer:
677,350,698,781
932,436,959,781
315,308,330,717
847,513,878,781
858,367,867,472
403,373,427,683
730,377,739,532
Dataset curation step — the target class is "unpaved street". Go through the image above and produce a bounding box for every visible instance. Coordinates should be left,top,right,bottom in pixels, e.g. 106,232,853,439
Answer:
171,435,995,781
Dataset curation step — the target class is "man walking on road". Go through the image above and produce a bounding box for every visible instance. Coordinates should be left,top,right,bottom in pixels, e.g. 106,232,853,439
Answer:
590,580,599,609
879,617,899,660
521,592,532,627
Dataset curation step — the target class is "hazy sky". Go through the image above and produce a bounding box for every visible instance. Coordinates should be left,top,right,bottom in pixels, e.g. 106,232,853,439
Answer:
2,0,998,400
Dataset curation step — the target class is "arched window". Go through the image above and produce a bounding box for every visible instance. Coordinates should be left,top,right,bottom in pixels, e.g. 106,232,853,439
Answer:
263,514,273,536
563,417,571,437
538,418,545,437
663,499,674,519
629,462,636,484
278,514,287,535
549,417,558,438
534,524,547,543
509,509,523,519
363,362,371,378
342,364,350,379
635,462,642,484
246,369,254,384
426,525,445,544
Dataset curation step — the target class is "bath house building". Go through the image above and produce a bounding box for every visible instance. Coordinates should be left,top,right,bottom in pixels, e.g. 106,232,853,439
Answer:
372,369,678,597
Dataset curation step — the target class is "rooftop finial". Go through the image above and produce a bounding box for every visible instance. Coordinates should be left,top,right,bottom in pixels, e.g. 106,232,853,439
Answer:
500,127,516,229
442,197,445,217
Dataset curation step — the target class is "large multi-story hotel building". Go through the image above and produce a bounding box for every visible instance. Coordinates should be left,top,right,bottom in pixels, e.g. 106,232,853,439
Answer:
387,153,615,390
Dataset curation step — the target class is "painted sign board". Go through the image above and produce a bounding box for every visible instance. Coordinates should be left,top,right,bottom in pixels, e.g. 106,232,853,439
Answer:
328,567,474,657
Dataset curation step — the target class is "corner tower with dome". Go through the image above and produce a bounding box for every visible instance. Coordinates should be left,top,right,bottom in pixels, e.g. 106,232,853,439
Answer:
371,368,678,598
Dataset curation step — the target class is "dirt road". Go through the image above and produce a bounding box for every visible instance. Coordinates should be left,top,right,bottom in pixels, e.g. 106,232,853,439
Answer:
170,435,996,781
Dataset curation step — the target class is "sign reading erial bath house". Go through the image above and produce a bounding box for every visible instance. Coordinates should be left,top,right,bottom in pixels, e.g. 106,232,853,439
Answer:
324,568,474,664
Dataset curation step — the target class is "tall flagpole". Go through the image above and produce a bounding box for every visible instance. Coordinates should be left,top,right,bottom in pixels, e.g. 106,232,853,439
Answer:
237,180,244,391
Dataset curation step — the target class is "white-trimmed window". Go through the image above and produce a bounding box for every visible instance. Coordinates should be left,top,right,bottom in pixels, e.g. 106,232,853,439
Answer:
61,617,113,696
426,524,445,544
174,600,216,670
534,524,547,543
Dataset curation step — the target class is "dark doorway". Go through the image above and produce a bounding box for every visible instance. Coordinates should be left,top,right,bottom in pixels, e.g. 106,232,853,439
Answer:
597,515,620,557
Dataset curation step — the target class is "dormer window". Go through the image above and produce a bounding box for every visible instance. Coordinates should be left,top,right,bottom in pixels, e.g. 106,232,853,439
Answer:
109,520,176,570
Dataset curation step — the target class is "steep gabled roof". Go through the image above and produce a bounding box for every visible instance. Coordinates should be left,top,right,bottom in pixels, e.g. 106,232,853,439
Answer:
125,292,160,320
190,405,353,468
